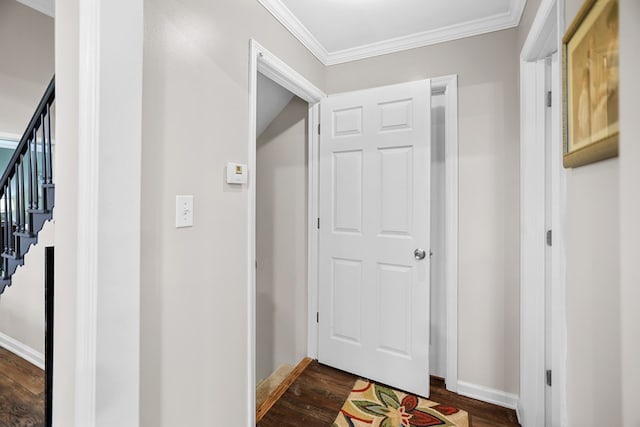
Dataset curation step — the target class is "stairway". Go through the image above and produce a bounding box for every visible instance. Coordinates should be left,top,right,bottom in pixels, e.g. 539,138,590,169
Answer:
0,77,55,295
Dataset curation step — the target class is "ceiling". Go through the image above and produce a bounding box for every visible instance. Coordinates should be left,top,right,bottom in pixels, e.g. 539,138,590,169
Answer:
258,0,527,65
14,0,527,66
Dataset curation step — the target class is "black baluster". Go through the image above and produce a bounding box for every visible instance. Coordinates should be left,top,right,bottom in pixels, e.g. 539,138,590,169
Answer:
31,129,38,211
3,191,8,255
7,178,12,254
46,104,52,184
20,157,27,233
1,192,4,278
40,115,47,204
27,137,33,212
27,139,34,232
14,165,21,236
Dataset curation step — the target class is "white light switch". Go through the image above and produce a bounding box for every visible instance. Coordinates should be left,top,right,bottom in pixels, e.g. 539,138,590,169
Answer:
176,195,194,228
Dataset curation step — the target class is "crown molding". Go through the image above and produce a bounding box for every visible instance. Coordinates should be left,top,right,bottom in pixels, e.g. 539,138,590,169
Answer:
15,0,54,17
258,0,526,66
257,0,329,64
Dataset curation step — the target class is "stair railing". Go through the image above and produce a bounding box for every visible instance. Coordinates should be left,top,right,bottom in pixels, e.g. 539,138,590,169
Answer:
0,76,55,290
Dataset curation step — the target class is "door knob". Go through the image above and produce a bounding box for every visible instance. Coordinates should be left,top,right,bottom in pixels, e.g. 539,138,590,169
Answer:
414,248,426,260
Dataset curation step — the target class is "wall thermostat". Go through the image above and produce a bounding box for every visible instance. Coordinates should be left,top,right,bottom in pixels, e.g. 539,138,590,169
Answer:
226,162,248,184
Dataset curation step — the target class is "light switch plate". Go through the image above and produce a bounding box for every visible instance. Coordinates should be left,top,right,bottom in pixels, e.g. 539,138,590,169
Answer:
176,195,193,228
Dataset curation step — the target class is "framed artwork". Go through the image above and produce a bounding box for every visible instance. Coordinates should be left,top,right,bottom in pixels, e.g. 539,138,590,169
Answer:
563,0,619,168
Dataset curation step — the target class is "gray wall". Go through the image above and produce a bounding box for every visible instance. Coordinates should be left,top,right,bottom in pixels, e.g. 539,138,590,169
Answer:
50,0,640,424
139,0,324,425
256,96,308,383
326,29,521,395
0,0,54,358
563,0,622,424
619,1,640,425
0,0,54,136
0,222,53,356
517,0,543,53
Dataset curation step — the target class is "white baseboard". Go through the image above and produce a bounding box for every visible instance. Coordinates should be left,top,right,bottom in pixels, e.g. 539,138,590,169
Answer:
0,332,45,369
457,380,519,410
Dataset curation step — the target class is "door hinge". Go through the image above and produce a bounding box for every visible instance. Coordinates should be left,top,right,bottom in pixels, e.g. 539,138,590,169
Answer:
546,91,552,108
316,312,319,323
546,229,552,247
317,218,320,229
546,369,552,386
318,124,321,135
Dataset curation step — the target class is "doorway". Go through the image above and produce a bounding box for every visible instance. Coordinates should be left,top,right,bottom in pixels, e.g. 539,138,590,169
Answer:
248,40,460,423
255,72,309,387
520,0,567,425
248,40,325,425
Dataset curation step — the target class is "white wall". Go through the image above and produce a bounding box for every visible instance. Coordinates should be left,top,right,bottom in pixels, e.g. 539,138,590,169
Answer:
139,1,324,425
0,0,54,361
256,96,308,383
563,1,622,424
619,2,640,425
326,29,521,396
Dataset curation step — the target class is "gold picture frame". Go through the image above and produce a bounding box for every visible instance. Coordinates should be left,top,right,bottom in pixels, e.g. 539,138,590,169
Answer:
563,0,619,168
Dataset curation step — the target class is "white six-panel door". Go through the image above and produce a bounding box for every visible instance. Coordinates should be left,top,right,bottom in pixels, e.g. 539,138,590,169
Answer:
318,80,432,397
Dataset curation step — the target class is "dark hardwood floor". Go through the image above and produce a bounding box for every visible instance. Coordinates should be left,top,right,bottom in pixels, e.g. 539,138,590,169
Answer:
258,361,520,427
0,348,521,427
0,347,44,427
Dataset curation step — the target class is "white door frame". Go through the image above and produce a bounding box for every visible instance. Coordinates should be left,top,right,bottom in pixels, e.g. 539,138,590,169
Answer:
247,42,460,424
430,75,459,393
519,0,567,426
247,39,325,427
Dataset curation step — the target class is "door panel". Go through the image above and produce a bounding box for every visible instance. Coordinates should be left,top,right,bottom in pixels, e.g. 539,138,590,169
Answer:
318,80,431,397
331,258,362,344
332,151,363,233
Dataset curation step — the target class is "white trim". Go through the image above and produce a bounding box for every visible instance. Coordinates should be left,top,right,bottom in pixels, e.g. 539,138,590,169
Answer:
326,5,526,65
520,0,557,62
15,0,54,17
257,0,525,65
256,0,328,65
549,50,568,427
247,42,258,427
75,0,143,425
519,1,567,426
0,132,21,143
75,0,101,423
0,332,45,369
307,102,320,359
457,381,520,410
519,57,547,427
430,75,459,393
0,139,19,149
248,39,325,427
256,54,325,102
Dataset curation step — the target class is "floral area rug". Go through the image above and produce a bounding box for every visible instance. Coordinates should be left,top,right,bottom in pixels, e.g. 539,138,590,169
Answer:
332,379,469,427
